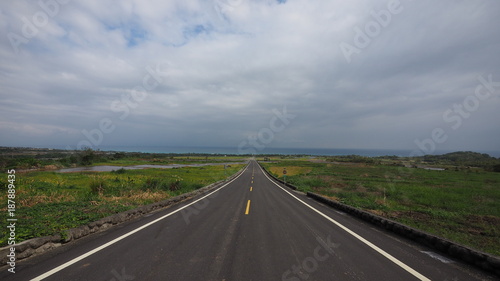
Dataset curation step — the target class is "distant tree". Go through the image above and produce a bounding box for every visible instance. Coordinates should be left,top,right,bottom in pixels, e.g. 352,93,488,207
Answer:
69,155,78,164
0,157,6,169
79,148,96,166
493,164,500,173
113,152,126,160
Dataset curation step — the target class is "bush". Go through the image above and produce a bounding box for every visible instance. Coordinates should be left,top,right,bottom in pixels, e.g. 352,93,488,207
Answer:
493,164,500,173
79,148,99,166
168,180,182,191
89,176,106,194
142,177,162,190
112,168,127,174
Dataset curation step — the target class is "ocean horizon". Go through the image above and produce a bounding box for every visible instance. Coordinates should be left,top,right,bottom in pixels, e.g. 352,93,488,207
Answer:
38,145,500,158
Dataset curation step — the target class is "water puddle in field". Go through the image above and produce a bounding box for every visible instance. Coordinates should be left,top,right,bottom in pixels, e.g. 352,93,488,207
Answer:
56,162,246,173
422,167,446,171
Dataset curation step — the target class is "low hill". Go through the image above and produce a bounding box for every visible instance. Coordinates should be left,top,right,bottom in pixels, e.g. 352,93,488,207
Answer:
420,151,500,171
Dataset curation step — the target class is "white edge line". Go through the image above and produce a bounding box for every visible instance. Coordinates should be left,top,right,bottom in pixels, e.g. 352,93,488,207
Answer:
258,163,431,281
30,164,249,281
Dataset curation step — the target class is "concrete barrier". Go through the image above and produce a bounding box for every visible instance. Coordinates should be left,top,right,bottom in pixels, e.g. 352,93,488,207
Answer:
259,163,500,277
0,164,248,264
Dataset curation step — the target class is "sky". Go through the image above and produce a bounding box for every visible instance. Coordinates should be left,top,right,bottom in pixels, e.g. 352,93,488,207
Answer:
1,0,499,154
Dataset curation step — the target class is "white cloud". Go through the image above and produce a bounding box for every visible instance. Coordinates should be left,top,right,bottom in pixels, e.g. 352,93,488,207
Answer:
1,0,499,152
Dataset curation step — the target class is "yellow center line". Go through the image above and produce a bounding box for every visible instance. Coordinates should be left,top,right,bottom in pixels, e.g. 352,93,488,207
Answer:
250,186,253,191
245,200,251,215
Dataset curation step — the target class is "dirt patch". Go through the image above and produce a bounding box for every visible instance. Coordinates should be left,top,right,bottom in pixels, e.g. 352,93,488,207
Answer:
308,159,328,163
368,209,387,216
466,215,500,225
319,182,348,192
387,210,433,222
384,174,402,180
312,175,356,193
354,183,367,193
463,215,500,236
317,175,337,183
42,165,60,170
321,194,340,202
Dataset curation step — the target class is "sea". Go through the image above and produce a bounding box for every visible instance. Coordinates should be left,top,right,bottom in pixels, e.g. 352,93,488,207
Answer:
42,145,500,158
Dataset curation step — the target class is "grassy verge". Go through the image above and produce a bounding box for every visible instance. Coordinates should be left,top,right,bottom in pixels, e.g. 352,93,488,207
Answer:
261,159,500,256
0,164,244,246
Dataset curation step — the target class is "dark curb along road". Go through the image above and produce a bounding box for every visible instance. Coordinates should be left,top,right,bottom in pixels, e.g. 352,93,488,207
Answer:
1,160,498,280
259,163,500,277
0,164,248,266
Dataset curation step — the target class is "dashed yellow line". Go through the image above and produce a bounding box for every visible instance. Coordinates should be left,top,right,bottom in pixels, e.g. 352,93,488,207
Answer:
245,200,251,215
250,186,253,191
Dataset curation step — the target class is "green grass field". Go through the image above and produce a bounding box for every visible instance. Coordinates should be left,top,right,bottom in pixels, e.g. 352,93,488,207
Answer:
262,159,500,256
0,164,244,246
95,155,246,166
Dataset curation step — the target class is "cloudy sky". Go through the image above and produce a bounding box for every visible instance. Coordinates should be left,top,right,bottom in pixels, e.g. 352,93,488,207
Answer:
1,0,499,154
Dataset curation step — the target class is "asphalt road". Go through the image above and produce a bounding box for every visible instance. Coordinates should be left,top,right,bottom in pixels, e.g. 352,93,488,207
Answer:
1,160,497,280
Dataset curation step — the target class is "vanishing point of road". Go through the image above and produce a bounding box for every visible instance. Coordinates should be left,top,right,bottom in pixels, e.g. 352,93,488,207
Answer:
1,161,497,280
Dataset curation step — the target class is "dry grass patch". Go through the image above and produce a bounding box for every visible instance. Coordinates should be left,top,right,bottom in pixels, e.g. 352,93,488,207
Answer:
102,190,169,203
269,166,312,177
18,193,77,208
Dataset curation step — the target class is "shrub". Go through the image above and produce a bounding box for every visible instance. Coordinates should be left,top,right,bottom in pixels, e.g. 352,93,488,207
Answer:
143,177,162,190
169,180,181,191
79,148,96,166
493,164,500,173
89,176,106,194
112,168,127,174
